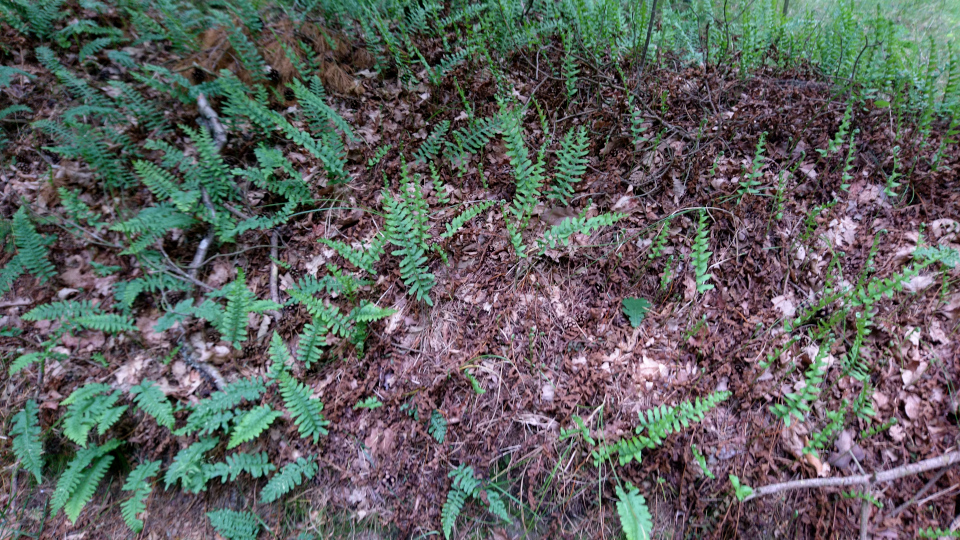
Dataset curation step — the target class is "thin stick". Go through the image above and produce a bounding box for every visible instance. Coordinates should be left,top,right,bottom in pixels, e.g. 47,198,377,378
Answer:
744,450,960,502
886,467,950,519
187,189,217,281
197,93,226,153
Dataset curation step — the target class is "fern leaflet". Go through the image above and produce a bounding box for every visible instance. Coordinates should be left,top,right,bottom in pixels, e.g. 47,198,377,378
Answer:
228,405,282,449
259,456,319,503
120,460,161,533
130,380,175,429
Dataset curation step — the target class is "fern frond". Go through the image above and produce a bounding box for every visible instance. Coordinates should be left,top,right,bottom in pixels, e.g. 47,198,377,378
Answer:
287,289,352,337
130,380,175,429
259,456,318,503
164,437,218,493
10,399,44,483
382,183,435,305
51,440,119,523
61,383,127,447
289,76,358,142
279,371,329,443
348,301,397,323
413,120,450,164
207,509,261,540
0,255,24,297
73,313,138,333
539,212,625,253
133,160,199,212
691,212,714,293
204,452,275,483
549,126,589,204
9,351,43,376
318,236,382,274
228,405,282,449
120,460,161,533
12,207,55,282
616,483,653,540
295,317,327,369
179,377,267,436
594,391,730,466
440,201,496,239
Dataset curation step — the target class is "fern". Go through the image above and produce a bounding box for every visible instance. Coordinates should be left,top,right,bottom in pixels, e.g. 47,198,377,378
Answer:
204,452,275,483
289,76,357,142
120,460,161,533
0,255,24,296
110,203,194,255
429,409,447,443
501,106,544,227
771,340,832,426
51,440,119,524
10,399,44,483
227,26,268,83
178,377,267,436
440,201,496,239
549,126,589,204
222,76,347,183
382,165,435,305
279,371,330,443
228,405,282,449
130,380,175,430
690,212,714,293
445,115,499,163
61,383,128,447
441,464,508,538
318,236,383,275
413,120,450,164
259,456,319,503
206,270,282,348
616,483,653,540
539,212,625,253
207,509,261,540
295,316,328,369
164,437,218,493
594,391,730,466
12,207,55,282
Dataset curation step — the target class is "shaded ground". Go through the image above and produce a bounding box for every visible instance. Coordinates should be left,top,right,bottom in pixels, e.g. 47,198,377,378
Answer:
1,8,959,540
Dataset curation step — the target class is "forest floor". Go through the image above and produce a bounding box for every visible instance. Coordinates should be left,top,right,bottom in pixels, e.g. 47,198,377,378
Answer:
2,8,959,540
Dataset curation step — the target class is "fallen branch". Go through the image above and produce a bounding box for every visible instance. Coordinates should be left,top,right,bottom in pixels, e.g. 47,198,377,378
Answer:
744,450,960,502
196,92,226,153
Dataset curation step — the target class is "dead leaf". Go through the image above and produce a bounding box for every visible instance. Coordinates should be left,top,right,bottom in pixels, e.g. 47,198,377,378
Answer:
771,295,796,318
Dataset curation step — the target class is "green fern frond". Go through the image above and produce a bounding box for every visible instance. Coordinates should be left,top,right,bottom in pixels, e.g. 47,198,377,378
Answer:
295,317,327,369
10,399,44,483
51,440,119,523
549,126,589,204
130,380,175,430
539,212,625,253
179,377,267,436
227,26,267,83
207,509,261,540
0,255,24,296
12,207,55,282
73,313,138,333
348,301,397,323
441,483,467,539
318,236,383,275
691,212,714,293
9,351,43,376
205,452,275,483
616,483,653,540
445,115,499,163
110,203,194,255
382,180,435,305
164,437,218,493
429,409,447,443
259,456,319,503
58,188,105,231
120,460,161,533
440,201,496,239
287,289,352,336
61,383,127,447
279,370,330,443
413,120,450,164
133,160,199,212
594,391,730,466
228,405,282,449
289,76,358,142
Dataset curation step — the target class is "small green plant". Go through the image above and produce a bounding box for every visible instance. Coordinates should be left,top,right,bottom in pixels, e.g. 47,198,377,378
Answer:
737,132,767,202
593,391,730,465
548,126,589,204
10,399,44,483
429,409,447,443
616,482,654,540
691,444,715,479
441,464,510,539
622,297,652,328
383,161,436,304
690,212,714,294
207,509,261,540
120,460,161,533
354,396,384,410
648,216,673,259
259,456,319,503
729,474,753,501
